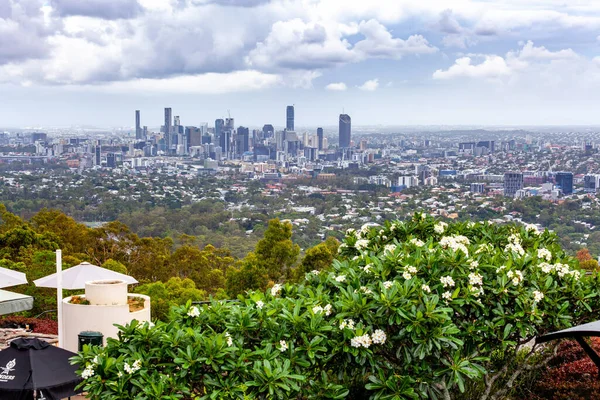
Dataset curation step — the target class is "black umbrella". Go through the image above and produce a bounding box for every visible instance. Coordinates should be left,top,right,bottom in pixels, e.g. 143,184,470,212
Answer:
0,338,83,400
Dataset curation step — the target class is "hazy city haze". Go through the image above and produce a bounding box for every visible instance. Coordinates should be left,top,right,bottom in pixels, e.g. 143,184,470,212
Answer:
2,0,600,127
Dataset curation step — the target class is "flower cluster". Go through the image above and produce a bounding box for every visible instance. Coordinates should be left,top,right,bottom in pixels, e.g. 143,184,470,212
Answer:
278,340,288,352
350,329,387,348
187,306,200,318
507,270,524,286
124,360,142,374
440,235,470,256
442,291,452,302
469,260,479,270
538,262,581,279
339,319,356,330
505,233,525,256
524,223,540,235
537,248,552,262
402,265,417,280
82,365,95,379
440,275,455,288
468,272,483,286
383,281,394,289
363,264,373,273
371,329,387,344
421,284,431,293
225,332,233,347
335,275,346,283
410,238,425,247
384,244,397,254
434,222,448,234
359,286,372,294
355,239,369,250
313,304,333,316
256,300,265,310
533,290,545,303
271,284,283,297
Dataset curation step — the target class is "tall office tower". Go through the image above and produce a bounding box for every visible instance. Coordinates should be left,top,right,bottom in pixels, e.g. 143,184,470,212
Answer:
339,114,351,148
317,127,324,150
262,124,274,139
164,108,172,151
215,119,224,141
286,105,294,131
135,110,142,140
95,145,101,166
225,117,235,130
174,116,180,126
555,172,574,195
142,126,148,140
186,126,202,149
106,153,116,168
237,126,250,155
504,172,523,197
276,130,286,151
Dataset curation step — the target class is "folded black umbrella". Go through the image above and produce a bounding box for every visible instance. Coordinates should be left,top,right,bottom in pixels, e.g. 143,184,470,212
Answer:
0,338,83,400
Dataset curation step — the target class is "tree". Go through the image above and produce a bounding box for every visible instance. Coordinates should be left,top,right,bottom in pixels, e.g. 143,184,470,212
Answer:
101,259,128,275
75,215,600,400
135,277,206,320
225,254,269,297
253,219,299,281
293,237,339,281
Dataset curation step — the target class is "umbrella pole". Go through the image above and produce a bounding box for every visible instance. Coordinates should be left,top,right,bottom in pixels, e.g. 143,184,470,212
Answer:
56,249,63,348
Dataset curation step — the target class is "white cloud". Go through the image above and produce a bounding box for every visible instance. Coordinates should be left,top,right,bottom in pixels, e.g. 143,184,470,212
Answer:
358,78,379,91
325,82,347,91
433,56,511,80
433,41,582,80
246,18,436,71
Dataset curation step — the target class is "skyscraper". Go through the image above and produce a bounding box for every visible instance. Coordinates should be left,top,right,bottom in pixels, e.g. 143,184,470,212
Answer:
555,172,573,195
237,126,250,155
317,127,324,150
504,172,523,197
215,119,224,142
164,108,172,151
339,114,351,148
286,105,294,131
135,110,142,140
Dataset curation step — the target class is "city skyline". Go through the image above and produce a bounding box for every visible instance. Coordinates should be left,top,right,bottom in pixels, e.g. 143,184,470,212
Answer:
2,1,600,127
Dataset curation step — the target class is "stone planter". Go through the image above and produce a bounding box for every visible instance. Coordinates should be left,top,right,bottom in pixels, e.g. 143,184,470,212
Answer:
85,279,128,306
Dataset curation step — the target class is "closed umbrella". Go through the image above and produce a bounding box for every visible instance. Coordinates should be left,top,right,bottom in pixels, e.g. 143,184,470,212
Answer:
0,338,83,400
0,267,28,289
33,262,137,290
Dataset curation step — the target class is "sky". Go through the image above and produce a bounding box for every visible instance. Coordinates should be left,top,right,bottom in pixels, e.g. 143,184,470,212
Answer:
2,0,600,128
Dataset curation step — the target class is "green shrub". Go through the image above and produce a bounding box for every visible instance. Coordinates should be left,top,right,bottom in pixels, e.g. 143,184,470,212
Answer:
72,214,600,399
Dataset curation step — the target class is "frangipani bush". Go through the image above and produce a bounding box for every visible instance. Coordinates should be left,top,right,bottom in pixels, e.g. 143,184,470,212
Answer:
73,214,600,399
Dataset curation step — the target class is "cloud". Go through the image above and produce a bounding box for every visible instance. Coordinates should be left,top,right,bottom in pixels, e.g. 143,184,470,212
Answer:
433,56,511,80
358,78,379,91
0,0,62,65
325,82,347,91
50,0,143,19
433,41,584,81
354,20,437,59
438,9,462,34
246,18,437,71
204,0,272,7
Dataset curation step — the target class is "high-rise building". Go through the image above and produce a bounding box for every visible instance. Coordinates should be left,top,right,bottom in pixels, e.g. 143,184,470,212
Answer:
286,106,294,131
317,127,324,150
186,126,202,149
555,172,574,195
237,126,250,155
164,108,172,151
94,145,101,166
504,172,523,197
135,110,142,140
339,114,351,148
262,124,274,139
215,119,224,141
584,175,600,193
106,153,116,168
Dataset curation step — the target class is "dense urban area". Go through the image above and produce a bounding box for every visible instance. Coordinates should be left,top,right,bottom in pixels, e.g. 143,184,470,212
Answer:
2,107,600,258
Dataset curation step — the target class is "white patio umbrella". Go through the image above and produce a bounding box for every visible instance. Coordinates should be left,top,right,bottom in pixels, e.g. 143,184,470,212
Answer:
0,266,28,288
33,261,138,290
34,257,139,348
